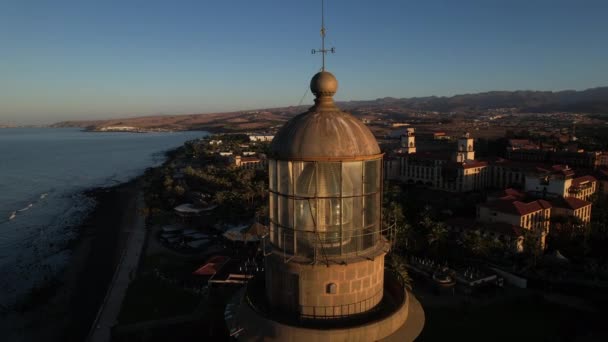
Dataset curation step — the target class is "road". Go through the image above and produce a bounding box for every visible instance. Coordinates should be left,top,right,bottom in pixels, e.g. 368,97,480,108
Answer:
87,192,147,342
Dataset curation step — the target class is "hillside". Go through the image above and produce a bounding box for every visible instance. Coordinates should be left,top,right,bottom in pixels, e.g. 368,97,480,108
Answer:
51,86,608,132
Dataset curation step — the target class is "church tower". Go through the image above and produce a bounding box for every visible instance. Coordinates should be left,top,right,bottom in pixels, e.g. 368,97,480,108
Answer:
455,132,475,162
400,127,417,154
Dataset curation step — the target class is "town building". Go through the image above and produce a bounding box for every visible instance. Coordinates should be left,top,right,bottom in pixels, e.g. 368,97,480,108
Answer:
550,196,592,224
248,134,274,142
524,165,597,201
477,197,551,250
387,129,489,192
232,155,267,170
433,131,450,140
506,139,606,169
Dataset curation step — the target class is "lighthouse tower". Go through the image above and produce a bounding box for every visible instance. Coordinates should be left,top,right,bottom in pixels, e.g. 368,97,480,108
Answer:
232,2,424,340
235,69,424,342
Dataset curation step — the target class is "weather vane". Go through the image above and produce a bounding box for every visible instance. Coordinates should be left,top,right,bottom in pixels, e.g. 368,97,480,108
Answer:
311,0,335,71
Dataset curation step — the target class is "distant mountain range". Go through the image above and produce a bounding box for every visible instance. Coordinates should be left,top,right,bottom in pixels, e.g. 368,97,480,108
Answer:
51,86,608,132
338,86,608,113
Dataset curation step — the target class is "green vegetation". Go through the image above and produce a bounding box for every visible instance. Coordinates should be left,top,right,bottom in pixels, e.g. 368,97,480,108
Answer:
543,195,608,280
142,134,269,226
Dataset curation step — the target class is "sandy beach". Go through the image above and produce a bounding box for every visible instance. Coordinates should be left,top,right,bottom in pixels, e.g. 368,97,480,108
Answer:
2,178,143,342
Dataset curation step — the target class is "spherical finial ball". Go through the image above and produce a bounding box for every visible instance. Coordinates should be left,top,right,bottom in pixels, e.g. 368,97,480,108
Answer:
310,71,338,97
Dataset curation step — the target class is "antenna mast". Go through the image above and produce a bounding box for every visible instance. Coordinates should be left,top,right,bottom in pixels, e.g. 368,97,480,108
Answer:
311,0,335,71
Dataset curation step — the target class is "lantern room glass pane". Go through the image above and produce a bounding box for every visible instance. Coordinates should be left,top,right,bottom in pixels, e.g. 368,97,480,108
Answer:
269,160,276,191
317,163,341,196
340,197,362,254
268,157,383,259
362,225,376,250
294,161,317,197
277,161,291,195
282,228,294,254
269,193,277,244
342,161,362,196
294,199,316,232
314,198,340,248
364,193,379,227
363,160,380,194
278,195,292,231
317,198,341,231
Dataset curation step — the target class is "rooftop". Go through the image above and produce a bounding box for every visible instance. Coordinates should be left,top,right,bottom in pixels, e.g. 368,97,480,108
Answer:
571,175,597,186
480,198,551,216
551,196,591,210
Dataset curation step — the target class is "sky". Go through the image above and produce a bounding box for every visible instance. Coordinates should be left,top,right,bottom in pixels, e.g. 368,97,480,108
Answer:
1,0,607,124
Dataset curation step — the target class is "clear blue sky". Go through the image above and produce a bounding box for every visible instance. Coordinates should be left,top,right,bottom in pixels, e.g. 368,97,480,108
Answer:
1,0,607,124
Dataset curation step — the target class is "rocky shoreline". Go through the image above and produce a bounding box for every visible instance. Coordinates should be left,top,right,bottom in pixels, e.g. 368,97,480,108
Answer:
2,178,143,342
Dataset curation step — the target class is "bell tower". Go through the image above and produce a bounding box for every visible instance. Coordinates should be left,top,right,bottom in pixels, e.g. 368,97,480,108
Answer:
401,127,417,154
455,132,475,162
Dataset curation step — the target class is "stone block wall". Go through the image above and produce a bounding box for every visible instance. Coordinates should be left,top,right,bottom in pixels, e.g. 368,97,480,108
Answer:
265,252,385,318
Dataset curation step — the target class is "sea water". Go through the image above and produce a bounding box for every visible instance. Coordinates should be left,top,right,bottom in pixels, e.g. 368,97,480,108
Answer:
0,127,206,308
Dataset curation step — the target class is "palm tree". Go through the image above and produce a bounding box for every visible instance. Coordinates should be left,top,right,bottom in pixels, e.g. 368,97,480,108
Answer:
384,201,410,251
417,208,448,258
386,253,413,290
462,229,489,258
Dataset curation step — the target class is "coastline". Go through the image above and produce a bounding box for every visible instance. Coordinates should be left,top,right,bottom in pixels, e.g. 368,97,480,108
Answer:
2,178,144,342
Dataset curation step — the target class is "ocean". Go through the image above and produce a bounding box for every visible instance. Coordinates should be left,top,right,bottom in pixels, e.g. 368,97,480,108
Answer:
0,127,207,308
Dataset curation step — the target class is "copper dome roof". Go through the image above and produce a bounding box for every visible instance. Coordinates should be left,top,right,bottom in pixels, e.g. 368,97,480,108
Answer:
270,71,381,160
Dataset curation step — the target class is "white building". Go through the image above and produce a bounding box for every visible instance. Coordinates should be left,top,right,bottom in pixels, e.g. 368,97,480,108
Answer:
387,131,489,192
249,135,274,142
478,197,551,251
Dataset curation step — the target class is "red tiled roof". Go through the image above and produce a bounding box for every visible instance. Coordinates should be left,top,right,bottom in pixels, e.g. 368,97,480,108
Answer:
530,164,575,178
192,255,230,276
571,175,597,186
461,161,488,169
538,199,552,210
563,197,591,210
481,198,551,216
549,197,591,211
500,188,527,201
